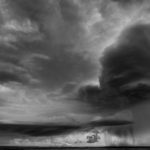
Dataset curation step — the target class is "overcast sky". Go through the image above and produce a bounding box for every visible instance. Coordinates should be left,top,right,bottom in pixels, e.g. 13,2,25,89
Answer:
0,0,150,146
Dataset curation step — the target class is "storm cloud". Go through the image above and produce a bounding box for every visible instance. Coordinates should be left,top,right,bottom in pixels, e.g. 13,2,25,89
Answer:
0,0,150,143
78,23,150,115
101,24,150,104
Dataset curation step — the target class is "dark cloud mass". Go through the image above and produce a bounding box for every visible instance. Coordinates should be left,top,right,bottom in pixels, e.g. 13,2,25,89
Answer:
78,24,150,114
100,24,150,105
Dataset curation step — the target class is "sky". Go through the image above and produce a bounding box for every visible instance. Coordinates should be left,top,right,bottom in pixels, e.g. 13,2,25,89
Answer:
0,0,150,146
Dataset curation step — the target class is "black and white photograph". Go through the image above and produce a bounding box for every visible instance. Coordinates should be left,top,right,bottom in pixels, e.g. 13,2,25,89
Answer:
0,0,149,149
